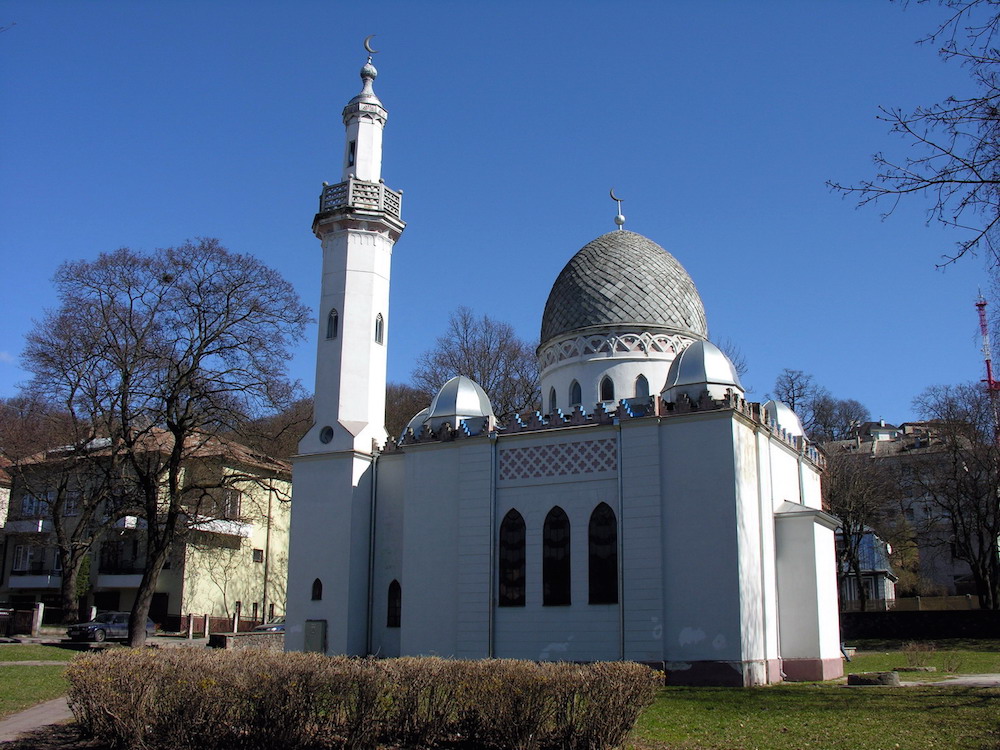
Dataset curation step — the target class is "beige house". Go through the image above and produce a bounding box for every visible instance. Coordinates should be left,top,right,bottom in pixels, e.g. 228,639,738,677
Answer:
0,433,290,629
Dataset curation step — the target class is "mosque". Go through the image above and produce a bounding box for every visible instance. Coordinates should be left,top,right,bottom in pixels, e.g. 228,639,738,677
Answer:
284,47,843,686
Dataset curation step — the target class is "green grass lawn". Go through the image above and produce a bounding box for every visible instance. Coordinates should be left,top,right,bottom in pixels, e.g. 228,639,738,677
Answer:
631,684,1000,750
848,639,1000,676
0,645,81,662
0,665,68,720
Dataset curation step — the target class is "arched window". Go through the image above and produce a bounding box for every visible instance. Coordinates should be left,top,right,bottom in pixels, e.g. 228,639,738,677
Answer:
569,381,582,407
387,580,401,627
600,376,615,402
326,309,339,339
543,506,571,606
374,313,384,344
588,503,618,604
499,509,526,607
635,374,649,399
549,387,557,414
311,578,323,601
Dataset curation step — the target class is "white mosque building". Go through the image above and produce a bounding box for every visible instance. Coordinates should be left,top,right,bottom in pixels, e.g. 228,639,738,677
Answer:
285,48,843,686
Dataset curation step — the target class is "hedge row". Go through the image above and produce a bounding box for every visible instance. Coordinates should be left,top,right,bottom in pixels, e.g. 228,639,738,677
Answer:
66,650,660,750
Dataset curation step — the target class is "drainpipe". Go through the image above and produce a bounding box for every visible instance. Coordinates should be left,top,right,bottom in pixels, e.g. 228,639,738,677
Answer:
261,478,274,624
488,430,498,658
366,451,378,656
615,418,625,661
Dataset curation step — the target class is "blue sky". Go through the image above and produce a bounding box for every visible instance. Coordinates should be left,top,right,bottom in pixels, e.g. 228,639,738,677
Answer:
0,0,992,424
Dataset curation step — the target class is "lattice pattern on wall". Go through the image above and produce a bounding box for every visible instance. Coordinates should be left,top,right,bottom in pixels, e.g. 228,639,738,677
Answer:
499,439,617,481
537,330,696,370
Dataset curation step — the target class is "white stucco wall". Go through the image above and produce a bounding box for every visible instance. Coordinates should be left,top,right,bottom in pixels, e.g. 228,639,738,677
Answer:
659,413,744,665
494,428,620,661
286,452,373,654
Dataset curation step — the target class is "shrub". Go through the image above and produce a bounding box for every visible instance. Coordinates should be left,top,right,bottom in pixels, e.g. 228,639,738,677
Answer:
902,641,936,667
65,650,659,750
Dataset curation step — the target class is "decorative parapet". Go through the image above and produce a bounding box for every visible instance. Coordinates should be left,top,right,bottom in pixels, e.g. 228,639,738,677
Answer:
538,330,696,372
382,387,824,468
318,175,402,220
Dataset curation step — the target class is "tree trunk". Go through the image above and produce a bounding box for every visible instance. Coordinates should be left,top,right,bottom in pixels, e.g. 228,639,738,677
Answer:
58,563,80,625
127,543,171,647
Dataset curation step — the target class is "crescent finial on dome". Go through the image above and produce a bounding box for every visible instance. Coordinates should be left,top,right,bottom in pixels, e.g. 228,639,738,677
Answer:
610,188,625,230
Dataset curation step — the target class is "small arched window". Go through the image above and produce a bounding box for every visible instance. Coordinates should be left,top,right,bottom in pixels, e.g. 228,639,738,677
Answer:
549,387,557,414
499,509,526,607
569,381,582,407
588,503,618,604
326,309,339,339
311,578,323,601
543,506,571,606
600,376,615,402
635,374,649,399
374,313,384,344
387,580,401,627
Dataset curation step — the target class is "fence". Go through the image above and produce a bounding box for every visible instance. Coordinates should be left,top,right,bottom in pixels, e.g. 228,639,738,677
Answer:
165,614,264,635
841,595,980,613
0,603,44,636
842,608,1000,640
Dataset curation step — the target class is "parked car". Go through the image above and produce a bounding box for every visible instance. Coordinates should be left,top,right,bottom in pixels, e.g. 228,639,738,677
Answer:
252,616,285,633
66,612,155,642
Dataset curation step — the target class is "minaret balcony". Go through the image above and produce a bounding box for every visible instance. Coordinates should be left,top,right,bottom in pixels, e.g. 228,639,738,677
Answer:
319,175,402,220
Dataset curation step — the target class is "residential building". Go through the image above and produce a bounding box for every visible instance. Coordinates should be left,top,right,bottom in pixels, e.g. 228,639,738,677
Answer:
0,433,290,628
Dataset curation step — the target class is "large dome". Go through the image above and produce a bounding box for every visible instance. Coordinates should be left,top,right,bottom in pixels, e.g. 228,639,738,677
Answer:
539,230,708,346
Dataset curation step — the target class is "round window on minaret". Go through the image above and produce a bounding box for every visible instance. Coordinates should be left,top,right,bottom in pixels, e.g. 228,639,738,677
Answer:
319,426,334,444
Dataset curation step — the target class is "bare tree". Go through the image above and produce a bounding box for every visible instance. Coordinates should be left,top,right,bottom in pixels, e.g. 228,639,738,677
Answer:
21,239,309,644
385,383,432,441
769,369,870,440
911,382,1000,608
823,448,898,611
237,397,313,461
811,396,872,442
830,0,1000,265
412,307,539,424
714,336,750,380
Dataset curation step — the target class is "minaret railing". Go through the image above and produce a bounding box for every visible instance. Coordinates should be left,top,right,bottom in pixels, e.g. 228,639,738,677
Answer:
319,175,402,219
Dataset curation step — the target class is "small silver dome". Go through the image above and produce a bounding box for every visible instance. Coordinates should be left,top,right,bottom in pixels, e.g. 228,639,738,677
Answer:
763,400,805,438
661,340,743,402
426,376,495,431
400,407,430,441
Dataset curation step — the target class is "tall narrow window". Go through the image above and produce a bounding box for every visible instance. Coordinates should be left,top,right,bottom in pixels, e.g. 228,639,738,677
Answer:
347,140,356,167
387,580,401,627
543,506,571,606
327,309,339,339
569,381,582,407
600,376,615,402
635,374,649,399
499,510,526,606
375,313,384,344
549,388,557,414
588,503,618,604
311,578,323,601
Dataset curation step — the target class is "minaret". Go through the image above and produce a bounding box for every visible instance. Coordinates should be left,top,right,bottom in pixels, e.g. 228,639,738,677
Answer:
302,45,405,456
287,41,404,656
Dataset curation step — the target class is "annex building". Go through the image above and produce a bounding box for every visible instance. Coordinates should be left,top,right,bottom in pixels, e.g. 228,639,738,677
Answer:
285,48,842,686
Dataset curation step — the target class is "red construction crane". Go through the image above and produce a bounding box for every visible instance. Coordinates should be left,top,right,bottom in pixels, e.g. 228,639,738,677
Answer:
975,293,1000,444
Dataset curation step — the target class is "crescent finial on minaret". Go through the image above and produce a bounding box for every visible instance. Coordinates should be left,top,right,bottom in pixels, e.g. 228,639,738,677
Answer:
364,34,379,56
610,188,625,230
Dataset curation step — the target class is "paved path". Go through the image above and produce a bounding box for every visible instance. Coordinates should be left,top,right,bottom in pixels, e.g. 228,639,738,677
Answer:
907,673,1000,687
0,697,71,744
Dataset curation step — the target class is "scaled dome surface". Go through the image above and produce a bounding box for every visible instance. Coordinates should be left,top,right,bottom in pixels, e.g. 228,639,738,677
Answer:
540,230,708,346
